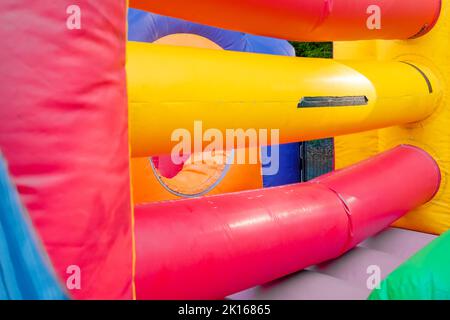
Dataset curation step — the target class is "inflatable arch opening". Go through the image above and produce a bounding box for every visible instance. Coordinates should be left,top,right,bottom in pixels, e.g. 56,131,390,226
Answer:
132,23,237,200
128,9,298,202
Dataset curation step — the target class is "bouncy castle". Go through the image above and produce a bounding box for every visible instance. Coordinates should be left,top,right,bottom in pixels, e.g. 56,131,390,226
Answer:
1,0,450,300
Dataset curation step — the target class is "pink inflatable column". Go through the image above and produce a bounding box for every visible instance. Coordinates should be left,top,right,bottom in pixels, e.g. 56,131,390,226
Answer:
0,1,133,299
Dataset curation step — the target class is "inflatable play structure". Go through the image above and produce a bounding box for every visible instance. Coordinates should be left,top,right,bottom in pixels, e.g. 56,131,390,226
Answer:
1,0,450,300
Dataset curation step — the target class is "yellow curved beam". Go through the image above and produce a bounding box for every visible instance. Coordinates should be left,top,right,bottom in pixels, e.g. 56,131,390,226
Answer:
128,42,440,157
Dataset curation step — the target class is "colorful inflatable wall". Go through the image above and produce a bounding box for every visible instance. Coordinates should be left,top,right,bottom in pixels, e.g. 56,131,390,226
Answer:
0,0,449,300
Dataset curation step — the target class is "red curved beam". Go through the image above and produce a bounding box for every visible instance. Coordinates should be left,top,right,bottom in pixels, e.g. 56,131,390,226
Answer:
135,145,440,299
129,0,441,41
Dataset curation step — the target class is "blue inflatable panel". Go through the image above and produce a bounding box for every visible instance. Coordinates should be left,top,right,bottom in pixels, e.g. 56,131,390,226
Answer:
261,143,301,187
0,156,67,300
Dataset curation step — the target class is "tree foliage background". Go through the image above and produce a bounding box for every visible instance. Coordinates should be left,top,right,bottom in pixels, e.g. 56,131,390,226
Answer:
290,42,333,58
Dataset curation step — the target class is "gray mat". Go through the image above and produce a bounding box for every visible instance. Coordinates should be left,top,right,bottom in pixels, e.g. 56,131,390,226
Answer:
229,227,436,300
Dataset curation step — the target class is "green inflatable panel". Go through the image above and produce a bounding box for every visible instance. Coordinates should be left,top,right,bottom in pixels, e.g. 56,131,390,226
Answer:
369,230,450,300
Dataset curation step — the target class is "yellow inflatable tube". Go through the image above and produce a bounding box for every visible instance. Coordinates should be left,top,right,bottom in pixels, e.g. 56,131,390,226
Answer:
128,42,440,157
334,0,450,235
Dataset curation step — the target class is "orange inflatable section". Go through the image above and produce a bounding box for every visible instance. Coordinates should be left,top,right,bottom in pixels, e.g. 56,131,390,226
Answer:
129,0,441,41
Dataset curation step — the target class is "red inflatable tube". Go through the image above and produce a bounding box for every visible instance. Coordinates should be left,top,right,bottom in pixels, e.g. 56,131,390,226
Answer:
129,0,442,41
135,145,440,299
